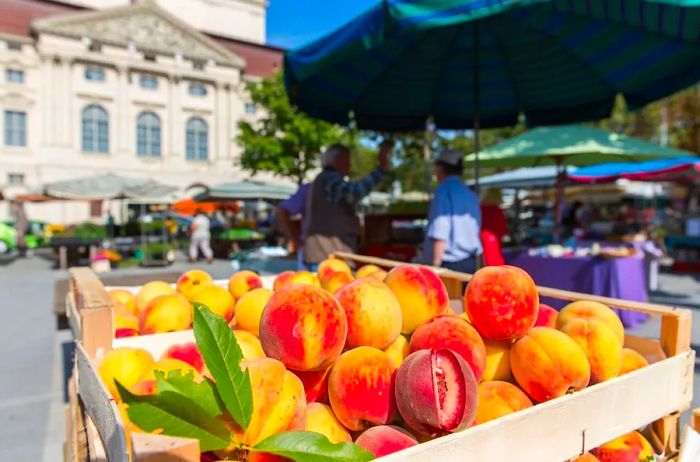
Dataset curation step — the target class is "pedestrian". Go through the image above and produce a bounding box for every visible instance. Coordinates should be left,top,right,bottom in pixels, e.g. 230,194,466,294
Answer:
106,210,115,238
189,209,213,263
304,141,393,269
276,183,311,270
11,201,29,257
421,149,482,273
480,188,507,266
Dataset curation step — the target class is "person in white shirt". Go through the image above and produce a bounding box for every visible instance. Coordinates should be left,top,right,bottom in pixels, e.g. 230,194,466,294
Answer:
189,210,213,263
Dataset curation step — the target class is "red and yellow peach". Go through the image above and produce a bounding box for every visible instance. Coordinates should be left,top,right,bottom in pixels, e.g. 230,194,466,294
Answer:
228,270,263,300
384,265,449,334
176,269,213,300
355,425,418,458
559,317,622,384
475,381,532,424
190,284,236,323
138,293,192,335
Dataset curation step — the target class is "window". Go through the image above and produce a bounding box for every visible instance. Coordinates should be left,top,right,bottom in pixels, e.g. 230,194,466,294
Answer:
186,117,208,161
84,66,105,81
81,105,109,153
4,111,26,146
244,102,257,114
7,41,21,51
188,83,207,97
89,200,103,218
139,74,158,89
5,69,24,83
193,60,205,71
88,42,102,53
137,111,161,158
7,173,24,185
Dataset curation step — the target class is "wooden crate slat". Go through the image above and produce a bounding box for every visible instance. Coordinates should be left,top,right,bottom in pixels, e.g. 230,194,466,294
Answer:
70,268,113,358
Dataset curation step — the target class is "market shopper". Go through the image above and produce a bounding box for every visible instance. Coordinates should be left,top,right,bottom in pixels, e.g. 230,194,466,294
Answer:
421,150,482,273
480,188,508,266
189,209,213,263
304,141,393,268
11,201,29,257
276,183,311,269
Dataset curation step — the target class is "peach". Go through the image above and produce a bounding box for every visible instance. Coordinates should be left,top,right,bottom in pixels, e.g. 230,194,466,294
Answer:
620,348,649,375
288,271,321,287
482,339,513,382
176,269,213,300
335,278,402,350
233,330,266,360
328,347,397,431
304,403,351,443
113,303,139,338
355,264,384,279
191,285,236,323
139,294,192,335
355,425,418,458
161,342,204,372
465,265,539,341
475,381,532,424
572,454,600,462
259,284,347,371
535,303,558,328
294,366,331,403
317,257,352,285
395,349,477,436
557,301,624,344
235,288,273,337
322,271,354,294
135,281,175,314
130,379,157,396
108,289,137,316
559,318,622,384
384,265,449,334
228,270,263,300
138,358,198,383
384,335,410,368
511,327,590,402
591,431,654,462
273,270,295,290
98,347,154,400
409,314,486,382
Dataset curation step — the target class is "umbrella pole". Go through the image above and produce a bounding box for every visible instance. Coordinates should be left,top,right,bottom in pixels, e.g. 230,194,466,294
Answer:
473,22,481,195
554,157,565,241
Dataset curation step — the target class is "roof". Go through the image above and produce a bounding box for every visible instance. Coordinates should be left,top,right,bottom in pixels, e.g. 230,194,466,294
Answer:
0,0,283,77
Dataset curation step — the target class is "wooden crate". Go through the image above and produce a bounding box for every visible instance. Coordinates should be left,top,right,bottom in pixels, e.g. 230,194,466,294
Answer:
66,256,694,462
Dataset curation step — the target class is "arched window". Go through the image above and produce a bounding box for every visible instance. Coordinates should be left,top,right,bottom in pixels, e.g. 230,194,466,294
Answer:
81,105,109,153
136,111,161,157
186,117,208,161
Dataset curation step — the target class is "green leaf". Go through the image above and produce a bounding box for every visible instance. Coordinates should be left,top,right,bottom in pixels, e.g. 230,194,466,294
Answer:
253,431,375,462
116,381,231,452
154,370,225,418
192,303,253,430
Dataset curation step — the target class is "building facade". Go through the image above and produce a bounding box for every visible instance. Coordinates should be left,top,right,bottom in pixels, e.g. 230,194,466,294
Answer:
0,0,283,223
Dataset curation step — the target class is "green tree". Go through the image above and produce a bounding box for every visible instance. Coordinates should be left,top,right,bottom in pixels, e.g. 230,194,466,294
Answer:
236,72,345,185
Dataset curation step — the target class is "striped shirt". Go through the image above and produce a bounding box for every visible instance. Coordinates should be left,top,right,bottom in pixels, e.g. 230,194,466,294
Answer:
323,167,385,204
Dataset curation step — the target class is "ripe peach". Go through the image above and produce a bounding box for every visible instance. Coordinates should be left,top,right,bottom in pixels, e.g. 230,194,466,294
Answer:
511,327,590,402
482,339,513,382
135,281,175,314
475,381,532,424
559,318,622,384
328,347,397,431
273,271,296,290
108,289,137,316
233,330,266,360
228,270,263,300
139,294,192,335
138,358,198,383
395,349,477,436
113,303,139,338
620,348,649,375
355,425,418,458
130,379,157,396
304,403,351,443
535,303,558,328
572,454,600,462
190,285,236,323
176,269,213,300
384,265,449,334
294,366,331,403
98,347,154,400
465,265,539,341
355,264,384,279
317,257,352,285
384,335,410,368
557,301,624,344
161,342,204,372
409,314,486,382
591,431,654,462
322,271,355,294
260,284,347,371
288,271,321,287
235,288,273,337
335,278,402,350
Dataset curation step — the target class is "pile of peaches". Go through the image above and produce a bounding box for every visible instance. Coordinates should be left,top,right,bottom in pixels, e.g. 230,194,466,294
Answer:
101,259,655,461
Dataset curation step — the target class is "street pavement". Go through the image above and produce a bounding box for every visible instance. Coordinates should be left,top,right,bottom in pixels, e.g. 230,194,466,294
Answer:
0,253,697,461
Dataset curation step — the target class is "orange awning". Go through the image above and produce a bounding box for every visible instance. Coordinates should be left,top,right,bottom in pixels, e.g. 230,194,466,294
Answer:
171,198,240,216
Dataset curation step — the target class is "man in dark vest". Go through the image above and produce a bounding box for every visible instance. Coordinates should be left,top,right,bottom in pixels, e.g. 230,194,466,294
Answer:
304,141,392,268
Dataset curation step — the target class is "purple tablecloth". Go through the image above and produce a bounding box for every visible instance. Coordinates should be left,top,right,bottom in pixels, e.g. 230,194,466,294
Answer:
504,252,648,328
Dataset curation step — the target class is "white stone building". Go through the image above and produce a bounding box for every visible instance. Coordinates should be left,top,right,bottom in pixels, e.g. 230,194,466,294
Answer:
0,0,283,223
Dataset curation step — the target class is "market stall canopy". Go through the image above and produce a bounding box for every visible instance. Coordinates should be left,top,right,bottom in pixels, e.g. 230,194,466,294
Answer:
195,180,296,201
569,156,700,183
463,125,693,168
285,0,700,131
44,173,178,201
171,198,241,216
472,166,576,190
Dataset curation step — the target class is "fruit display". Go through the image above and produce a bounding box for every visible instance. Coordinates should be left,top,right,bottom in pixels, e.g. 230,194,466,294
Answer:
74,257,689,462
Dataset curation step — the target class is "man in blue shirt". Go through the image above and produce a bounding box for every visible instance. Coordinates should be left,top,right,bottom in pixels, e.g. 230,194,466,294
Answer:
421,149,482,273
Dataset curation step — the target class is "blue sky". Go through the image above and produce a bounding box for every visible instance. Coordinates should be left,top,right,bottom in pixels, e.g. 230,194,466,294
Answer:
267,0,377,49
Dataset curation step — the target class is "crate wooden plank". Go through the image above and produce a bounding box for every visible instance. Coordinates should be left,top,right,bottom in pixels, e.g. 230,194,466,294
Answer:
86,416,108,462
693,409,700,432
70,268,113,358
